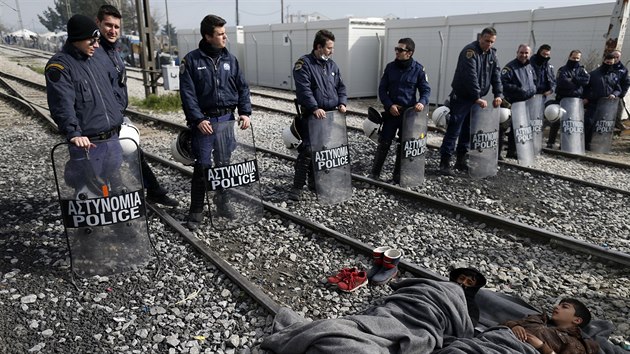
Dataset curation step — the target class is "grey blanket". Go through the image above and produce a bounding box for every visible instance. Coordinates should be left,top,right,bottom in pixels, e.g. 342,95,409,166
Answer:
261,278,629,354
261,278,474,354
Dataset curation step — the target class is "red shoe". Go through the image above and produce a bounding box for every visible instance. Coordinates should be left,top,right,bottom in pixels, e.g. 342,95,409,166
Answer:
327,267,357,284
337,271,368,293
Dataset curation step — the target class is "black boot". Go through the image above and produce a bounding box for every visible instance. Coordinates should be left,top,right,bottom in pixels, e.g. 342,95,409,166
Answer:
370,141,391,180
290,150,311,201
214,190,235,219
187,165,207,230
440,154,455,176
392,144,401,184
454,151,468,171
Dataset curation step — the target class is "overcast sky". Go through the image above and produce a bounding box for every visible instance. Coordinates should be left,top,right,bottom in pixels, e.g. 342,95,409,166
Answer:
1,0,613,33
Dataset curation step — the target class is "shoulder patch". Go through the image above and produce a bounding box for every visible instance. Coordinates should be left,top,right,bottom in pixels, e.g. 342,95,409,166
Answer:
45,63,64,83
501,67,511,75
45,63,64,71
294,59,304,71
465,49,475,59
179,62,186,75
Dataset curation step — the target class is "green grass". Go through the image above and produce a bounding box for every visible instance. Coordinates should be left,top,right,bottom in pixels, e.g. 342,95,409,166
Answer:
130,93,182,112
27,65,45,75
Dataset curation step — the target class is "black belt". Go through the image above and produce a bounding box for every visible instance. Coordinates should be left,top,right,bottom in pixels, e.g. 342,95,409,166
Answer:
203,107,235,118
87,126,120,140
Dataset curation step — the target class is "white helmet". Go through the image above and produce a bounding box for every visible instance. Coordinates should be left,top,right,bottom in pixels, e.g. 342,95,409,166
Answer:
171,129,195,165
119,118,140,155
544,104,566,123
282,126,301,149
362,118,381,144
432,106,450,128
499,107,511,124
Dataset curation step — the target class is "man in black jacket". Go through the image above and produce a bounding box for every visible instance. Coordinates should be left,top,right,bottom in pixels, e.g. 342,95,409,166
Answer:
500,44,537,159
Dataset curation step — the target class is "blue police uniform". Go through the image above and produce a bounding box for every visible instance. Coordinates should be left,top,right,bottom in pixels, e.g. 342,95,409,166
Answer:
440,40,503,163
612,61,630,98
371,58,430,181
501,58,536,104
180,40,252,220
378,59,431,142
500,58,536,157
97,38,128,112
290,51,347,196
293,51,348,148
179,42,251,166
46,43,123,141
555,61,590,100
530,54,556,95
45,42,124,191
583,63,622,147
547,60,590,147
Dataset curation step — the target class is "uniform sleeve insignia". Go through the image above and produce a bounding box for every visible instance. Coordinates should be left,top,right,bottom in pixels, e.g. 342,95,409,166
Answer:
294,59,304,71
501,67,510,75
425,74,429,82
179,59,186,75
45,63,64,83
465,49,475,59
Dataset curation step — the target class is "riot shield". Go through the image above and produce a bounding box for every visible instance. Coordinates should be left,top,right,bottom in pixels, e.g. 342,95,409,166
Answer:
51,138,152,278
527,94,544,154
308,111,353,205
468,106,500,179
511,101,536,167
560,97,585,154
590,97,619,153
206,120,263,230
399,107,428,188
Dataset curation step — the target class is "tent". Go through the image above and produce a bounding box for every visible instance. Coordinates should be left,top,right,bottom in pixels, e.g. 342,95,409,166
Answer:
39,31,67,40
9,29,38,38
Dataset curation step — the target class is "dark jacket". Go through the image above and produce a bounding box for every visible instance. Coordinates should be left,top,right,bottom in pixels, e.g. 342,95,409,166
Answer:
584,63,622,102
293,52,348,114
555,60,590,100
97,38,128,113
378,59,431,110
45,42,123,140
530,54,556,94
501,58,537,103
179,42,252,126
612,61,630,98
503,314,599,354
451,40,503,100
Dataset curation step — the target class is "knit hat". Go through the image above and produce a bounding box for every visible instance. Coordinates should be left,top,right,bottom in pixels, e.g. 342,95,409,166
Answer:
66,14,99,42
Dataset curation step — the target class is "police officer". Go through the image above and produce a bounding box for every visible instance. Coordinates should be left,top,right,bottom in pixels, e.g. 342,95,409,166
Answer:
45,14,124,192
530,44,556,98
290,29,347,200
611,50,630,131
179,14,252,230
371,38,431,182
547,50,590,149
439,27,503,175
583,53,622,149
95,5,178,207
500,44,537,159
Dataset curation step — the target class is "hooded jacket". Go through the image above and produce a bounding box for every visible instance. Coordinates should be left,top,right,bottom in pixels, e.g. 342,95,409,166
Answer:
503,314,599,354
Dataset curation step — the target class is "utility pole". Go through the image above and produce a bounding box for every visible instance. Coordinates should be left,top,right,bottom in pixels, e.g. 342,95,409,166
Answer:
135,0,158,97
14,0,24,30
65,0,72,19
165,0,173,56
604,0,630,55
281,0,284,23
236,0,240,26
